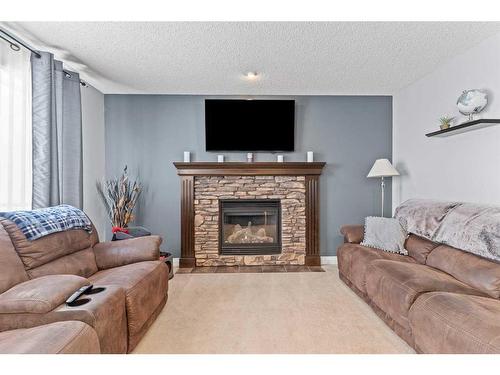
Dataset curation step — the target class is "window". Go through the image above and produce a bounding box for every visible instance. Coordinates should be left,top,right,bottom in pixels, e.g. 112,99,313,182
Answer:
0,42,32,211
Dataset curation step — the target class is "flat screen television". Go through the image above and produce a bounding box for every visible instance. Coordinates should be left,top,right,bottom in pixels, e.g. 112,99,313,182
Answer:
205,99,295,151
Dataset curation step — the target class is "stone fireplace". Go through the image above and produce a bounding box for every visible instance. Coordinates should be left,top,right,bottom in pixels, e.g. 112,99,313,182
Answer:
174,162,325,267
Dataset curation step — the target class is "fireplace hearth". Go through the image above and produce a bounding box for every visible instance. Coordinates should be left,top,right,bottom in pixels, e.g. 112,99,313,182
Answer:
219,200,281,255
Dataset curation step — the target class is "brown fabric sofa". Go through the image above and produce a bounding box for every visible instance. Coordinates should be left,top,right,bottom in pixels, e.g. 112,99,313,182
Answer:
338,224,500,354
0,217,169,353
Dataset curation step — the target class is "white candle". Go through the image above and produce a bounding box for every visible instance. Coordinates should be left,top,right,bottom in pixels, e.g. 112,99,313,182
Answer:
247,153,253,162
277,155,284,163
307,151,314,162
183,151,190,162
217,155,224,163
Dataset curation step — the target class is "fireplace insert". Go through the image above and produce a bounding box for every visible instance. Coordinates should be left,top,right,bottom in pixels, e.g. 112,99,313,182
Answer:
219,199,281,255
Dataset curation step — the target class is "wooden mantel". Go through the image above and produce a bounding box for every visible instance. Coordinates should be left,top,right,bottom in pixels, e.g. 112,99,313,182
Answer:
174,162,326,268
173,162,326,176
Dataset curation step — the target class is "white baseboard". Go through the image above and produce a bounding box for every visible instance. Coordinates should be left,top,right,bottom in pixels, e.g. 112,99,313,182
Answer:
320,256,337,265
172,256,337,267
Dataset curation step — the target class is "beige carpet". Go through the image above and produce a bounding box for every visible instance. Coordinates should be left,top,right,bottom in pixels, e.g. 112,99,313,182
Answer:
133,265,414,354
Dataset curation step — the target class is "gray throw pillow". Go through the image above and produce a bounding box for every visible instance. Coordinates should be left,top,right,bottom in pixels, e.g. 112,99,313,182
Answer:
360,216,408,255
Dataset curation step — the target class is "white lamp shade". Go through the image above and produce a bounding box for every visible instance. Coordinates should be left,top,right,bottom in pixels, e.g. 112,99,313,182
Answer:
367,159,399,178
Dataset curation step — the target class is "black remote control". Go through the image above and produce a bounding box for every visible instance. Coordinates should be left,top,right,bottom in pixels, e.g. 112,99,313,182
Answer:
66,284,93,305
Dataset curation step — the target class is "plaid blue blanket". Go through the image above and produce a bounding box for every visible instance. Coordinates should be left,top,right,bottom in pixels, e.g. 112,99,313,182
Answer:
0,205,92,241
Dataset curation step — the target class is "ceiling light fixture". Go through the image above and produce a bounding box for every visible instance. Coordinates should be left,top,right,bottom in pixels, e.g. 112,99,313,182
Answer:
245,72,258,80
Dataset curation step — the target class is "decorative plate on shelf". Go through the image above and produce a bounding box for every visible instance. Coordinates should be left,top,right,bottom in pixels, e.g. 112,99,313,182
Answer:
456,89,488,117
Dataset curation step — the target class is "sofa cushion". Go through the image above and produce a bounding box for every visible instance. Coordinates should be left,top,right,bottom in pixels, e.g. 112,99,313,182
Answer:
0,321,100,354
337,243,416,294
404,234,439,264
0,223,29,294
93,236,162,270
0,275,89,314
0,218,98,271
89,260,168,351
365,260,486,331
409,292,500,353
27,247,98,279
426,245,500,298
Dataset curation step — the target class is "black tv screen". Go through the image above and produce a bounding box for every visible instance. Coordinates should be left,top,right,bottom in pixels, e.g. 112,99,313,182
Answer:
205,99,295,151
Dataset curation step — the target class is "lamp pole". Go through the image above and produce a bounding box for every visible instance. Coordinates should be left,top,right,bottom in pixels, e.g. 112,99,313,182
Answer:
380,176,385,217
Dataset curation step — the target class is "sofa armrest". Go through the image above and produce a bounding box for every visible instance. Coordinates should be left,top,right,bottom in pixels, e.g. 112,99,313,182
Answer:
340,225,364,244
93,235,162,270
0,275,89,314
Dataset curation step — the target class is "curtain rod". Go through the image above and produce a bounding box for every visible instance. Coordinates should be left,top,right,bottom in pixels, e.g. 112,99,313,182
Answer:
0,27,42,58
0,27,87,87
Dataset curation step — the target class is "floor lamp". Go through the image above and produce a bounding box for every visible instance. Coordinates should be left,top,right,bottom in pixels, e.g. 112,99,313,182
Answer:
367,159,399,217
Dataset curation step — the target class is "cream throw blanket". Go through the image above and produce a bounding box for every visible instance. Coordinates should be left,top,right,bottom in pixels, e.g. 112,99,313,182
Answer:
395,199,500,262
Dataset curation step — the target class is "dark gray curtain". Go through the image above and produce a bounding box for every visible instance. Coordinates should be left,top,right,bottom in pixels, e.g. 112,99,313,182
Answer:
31,51,83,209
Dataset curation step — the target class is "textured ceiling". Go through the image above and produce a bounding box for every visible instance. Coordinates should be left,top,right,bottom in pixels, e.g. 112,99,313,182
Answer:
3,22,500,95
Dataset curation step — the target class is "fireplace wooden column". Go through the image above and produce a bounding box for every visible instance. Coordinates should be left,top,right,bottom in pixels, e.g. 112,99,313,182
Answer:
305,175,320,266
179,175,196,268
174,162,326,267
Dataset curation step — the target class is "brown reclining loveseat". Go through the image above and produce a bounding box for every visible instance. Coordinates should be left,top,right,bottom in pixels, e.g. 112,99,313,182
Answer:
338,224,500,353
0,217,168,353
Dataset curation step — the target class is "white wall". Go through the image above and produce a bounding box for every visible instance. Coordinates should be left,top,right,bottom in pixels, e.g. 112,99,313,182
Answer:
81,84,107,239
393,33,500,209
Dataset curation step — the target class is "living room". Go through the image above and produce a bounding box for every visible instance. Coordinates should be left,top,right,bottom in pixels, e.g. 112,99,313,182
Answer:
1,0,500,372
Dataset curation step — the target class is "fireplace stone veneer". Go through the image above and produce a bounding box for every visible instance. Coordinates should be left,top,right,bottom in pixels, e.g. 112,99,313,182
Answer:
195,176,304,266
174,162,326,268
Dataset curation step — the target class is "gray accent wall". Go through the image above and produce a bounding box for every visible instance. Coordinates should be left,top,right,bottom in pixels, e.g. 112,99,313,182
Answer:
104,95,392,256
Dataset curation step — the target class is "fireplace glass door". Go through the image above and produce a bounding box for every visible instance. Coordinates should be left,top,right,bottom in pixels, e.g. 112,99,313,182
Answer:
219,199,281,255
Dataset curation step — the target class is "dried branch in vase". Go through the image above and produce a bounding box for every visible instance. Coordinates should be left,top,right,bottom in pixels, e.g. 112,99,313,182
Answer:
96,166,142,230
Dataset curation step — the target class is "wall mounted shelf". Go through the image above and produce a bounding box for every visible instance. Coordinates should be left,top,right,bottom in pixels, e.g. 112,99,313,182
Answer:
426,119,500,137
